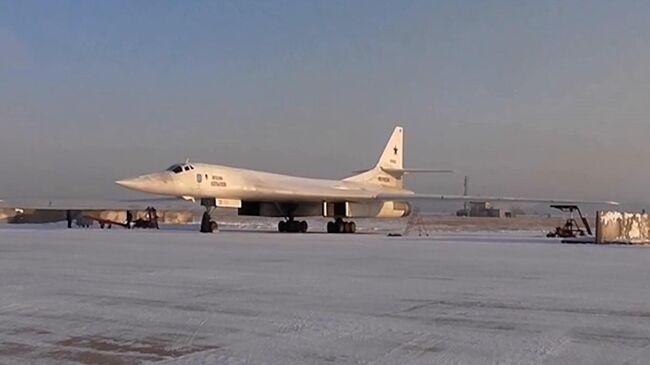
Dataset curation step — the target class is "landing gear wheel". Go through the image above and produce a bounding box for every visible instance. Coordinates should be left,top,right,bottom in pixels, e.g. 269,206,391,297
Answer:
348,221,356,234
337,220,345,233
279,220,307,233
327,219,357,234
210,220,218,232
200,212,213,233
327,221,335,233
343,222,357,233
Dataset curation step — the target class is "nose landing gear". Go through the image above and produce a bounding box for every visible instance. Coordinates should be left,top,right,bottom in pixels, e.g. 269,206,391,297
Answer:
327,218,356,234
278,219,308,233
200,208,218,233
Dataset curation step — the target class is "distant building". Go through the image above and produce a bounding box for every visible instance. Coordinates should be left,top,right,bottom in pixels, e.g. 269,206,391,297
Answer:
457,201,512,218
456,176,513,218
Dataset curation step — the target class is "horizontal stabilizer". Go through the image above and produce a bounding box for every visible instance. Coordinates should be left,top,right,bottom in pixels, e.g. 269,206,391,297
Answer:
380,167,454,175
351,168,454,174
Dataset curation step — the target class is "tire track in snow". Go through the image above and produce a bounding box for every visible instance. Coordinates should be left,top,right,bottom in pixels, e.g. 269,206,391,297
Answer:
371,332,447,365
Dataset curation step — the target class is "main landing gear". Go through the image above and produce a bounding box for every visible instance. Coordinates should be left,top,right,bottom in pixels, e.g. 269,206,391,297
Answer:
278,219,308,233
276,203,308,233
327,218,356,234
200,208,218,233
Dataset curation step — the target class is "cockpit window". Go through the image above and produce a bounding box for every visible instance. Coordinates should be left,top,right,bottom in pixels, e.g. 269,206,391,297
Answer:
166,164,184,174
167,163,197,174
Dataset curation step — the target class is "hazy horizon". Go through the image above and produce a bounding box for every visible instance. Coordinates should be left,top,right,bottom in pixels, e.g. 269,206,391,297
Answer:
1,1,649,205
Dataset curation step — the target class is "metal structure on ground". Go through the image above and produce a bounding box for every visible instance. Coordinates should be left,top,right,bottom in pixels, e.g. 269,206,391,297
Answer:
546,205,592,238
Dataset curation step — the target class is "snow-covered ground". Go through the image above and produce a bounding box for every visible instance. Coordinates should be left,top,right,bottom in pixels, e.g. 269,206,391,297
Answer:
1,226,649,364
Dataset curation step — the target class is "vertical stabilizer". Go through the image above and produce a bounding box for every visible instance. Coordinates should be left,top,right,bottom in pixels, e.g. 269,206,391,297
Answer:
344,126,405,189
376,126,404,170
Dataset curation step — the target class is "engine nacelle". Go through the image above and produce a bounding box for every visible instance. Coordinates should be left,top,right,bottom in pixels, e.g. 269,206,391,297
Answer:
345,201,412,218
239,201,323,217
376,201,412,218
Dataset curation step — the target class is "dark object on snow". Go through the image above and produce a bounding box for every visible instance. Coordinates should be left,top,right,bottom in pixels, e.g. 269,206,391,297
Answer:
561,237,596,244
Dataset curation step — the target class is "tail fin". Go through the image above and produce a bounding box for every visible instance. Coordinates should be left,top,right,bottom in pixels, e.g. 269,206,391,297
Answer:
344,126,406,188
377,126,404,170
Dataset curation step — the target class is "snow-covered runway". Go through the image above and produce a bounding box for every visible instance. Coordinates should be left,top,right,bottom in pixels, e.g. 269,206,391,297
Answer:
1,227,649,364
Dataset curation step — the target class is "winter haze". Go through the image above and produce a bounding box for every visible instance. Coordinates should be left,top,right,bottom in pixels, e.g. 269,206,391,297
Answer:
0,1,648,204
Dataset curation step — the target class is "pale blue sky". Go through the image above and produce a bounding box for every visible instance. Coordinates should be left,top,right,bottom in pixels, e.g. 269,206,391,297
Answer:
1,0,649,203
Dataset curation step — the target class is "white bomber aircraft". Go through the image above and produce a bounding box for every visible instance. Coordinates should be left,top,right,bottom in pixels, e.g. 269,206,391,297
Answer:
116,126,617,233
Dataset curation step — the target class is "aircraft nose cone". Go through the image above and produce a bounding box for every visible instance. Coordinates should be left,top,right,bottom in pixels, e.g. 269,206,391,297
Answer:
115,176,153,192
115,174,160,193
116,173,175,194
